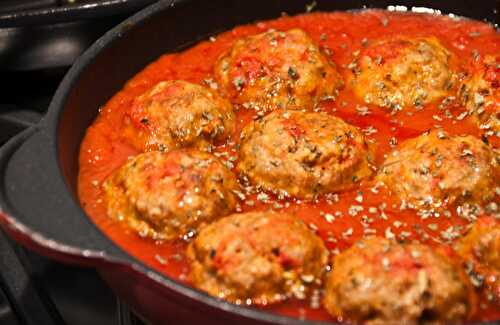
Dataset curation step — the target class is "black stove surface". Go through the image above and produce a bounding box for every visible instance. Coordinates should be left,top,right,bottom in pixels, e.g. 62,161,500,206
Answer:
0,2,152,324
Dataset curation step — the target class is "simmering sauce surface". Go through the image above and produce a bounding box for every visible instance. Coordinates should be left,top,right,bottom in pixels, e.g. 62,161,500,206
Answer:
78,10,500,322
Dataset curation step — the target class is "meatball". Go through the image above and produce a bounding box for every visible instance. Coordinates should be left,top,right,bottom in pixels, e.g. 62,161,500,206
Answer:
456,217,500,302
237,110,373,199
324,237,474,325
214,29,343,113
103,150,239,241
187,211,328,304
377,130,499,211
123,80,235,152
459,55,500,139
351,37,457,111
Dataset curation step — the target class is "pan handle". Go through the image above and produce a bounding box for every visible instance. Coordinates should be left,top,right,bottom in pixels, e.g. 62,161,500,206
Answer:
0,123,131,267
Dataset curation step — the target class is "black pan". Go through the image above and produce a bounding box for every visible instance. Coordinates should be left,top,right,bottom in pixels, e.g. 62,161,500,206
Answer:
0,0,159,70
0,0,498,324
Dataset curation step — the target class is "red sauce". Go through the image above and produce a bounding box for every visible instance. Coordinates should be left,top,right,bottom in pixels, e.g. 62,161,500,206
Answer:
78,10,500,322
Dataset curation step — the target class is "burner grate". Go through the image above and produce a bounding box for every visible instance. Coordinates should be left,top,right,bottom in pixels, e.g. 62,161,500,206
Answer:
0,1,56,14
118,301,148,325
0,230,146,325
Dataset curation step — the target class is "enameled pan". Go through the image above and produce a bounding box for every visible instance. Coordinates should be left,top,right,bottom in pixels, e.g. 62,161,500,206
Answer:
0,0,498,324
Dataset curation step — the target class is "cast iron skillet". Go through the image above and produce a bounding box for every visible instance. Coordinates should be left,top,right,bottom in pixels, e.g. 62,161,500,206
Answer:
0,0,498,324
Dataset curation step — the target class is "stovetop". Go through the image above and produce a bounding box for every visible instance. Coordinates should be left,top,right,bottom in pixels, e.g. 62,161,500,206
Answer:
0,1,154,324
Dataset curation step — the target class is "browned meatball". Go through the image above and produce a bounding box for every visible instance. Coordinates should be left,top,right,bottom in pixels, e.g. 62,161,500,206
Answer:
377,131,499,211
351,37,457,111
103,150,239,241
456,217,500,303
459,55,500,141
123,80,235,152
214,29,343,113
237,110,373,199
187,211,328,305
324,237,474,325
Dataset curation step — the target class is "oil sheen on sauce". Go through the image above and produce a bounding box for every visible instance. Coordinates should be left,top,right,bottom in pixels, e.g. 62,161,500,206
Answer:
78,10,500,322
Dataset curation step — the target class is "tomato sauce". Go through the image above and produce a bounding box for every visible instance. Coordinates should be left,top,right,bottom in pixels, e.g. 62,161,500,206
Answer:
78,10,500,323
